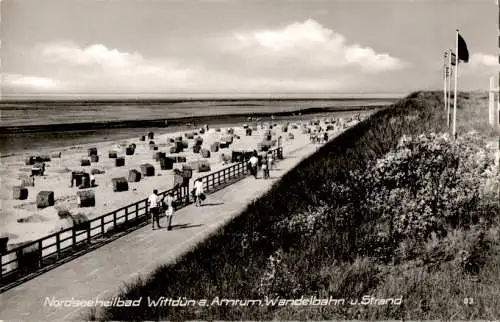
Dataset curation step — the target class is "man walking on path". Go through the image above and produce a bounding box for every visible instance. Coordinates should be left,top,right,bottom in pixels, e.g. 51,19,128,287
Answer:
194,178,204,207
268,154,274,171
262,158,269,179
164,192,175,230
149,189,162,230
249,154,259,179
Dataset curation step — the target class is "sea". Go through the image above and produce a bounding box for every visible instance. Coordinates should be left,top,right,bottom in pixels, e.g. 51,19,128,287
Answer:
0,98,399,156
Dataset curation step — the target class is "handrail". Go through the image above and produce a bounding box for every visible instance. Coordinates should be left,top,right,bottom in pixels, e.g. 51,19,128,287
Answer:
0,184,188,287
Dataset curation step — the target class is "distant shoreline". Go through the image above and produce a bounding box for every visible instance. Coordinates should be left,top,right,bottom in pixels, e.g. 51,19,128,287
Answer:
0,97,403,105
0,105,385,135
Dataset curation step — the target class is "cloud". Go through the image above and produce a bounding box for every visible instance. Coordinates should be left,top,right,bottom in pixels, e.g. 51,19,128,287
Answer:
38,42,198,90
221,19,407,74
2,73,61,89
470,53,498,68
10,21,408,96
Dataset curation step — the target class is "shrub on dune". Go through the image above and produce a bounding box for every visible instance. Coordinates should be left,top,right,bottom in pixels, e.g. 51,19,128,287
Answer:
346,131,499,242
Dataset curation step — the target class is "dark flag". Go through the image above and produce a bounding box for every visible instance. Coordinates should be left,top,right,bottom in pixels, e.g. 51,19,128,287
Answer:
457,33,469,63
451,30,469,138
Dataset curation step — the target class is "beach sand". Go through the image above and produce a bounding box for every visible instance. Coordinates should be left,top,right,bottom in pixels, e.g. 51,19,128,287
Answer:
0,114,363,247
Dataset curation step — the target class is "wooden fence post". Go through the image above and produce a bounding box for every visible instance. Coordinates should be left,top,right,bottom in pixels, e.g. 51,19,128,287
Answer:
72,229,76,249
56,233,61,258
38,240,43,268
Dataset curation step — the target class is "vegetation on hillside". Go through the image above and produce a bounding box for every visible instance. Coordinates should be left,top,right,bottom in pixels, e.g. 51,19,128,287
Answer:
91,91,499,321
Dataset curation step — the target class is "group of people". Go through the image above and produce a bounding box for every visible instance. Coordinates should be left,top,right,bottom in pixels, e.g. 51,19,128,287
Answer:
148,178,206,230
248,151,274,180
148,189,176,230
147,135,285,230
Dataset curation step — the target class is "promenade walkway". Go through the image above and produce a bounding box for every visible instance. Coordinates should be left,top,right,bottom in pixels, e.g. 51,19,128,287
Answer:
0,138,323,321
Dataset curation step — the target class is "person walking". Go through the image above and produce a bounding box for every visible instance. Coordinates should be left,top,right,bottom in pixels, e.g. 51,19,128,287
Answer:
90,174,96,187
148,189,162,230
164,192,175,230
262,158,270,179
249,154,259,179
194,178,204,207
268,154,274,171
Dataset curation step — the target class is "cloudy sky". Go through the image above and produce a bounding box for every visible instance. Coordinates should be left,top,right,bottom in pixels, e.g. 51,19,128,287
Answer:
0,0,498,99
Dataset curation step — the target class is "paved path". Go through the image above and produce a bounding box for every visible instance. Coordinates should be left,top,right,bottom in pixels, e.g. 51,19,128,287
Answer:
0,139,324,321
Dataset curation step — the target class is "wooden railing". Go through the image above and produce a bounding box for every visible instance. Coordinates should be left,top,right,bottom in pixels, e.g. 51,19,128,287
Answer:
0,184,189,288
198,147,283,193
0,146,283,289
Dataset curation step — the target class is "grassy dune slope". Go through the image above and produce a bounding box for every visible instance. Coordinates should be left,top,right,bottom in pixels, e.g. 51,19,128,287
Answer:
94,91,499,321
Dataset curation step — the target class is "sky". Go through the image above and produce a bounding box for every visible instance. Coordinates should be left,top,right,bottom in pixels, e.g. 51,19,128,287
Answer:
0,0,498,99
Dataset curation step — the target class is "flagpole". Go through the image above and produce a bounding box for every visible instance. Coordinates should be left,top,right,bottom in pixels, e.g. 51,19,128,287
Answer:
444,51,448,110
452,29,459,138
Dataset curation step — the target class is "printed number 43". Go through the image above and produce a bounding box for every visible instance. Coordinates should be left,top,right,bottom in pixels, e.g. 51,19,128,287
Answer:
463,298,474,305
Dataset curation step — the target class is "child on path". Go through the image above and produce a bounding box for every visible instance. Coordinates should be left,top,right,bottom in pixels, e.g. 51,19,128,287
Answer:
268,155,274,171
164,192,175,230
262,159,270,179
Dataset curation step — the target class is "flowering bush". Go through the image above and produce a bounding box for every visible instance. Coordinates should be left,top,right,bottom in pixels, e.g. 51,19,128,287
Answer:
348,131,498,241
274,205,331,237
256,248,282,296
255,248,306,298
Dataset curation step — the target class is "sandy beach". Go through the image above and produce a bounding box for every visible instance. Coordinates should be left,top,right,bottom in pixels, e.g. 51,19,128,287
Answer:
0,114,363,248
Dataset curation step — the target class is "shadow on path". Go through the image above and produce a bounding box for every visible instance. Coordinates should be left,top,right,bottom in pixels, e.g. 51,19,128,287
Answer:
169,223,204,230
200,202,224,207
249,177,278,180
